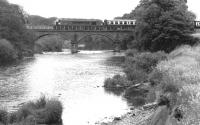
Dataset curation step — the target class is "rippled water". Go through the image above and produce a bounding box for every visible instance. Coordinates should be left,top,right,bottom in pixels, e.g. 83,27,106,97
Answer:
0,50,129,125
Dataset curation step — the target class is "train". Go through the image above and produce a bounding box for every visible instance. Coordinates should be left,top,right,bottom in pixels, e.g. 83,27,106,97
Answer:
54,18,136,26
53,18,136,31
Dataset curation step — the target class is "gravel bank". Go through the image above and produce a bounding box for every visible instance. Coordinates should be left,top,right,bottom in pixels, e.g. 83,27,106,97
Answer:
100,108,155,125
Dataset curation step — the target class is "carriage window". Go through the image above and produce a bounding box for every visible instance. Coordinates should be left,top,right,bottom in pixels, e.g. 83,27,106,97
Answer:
130,21,133,25
115,21,118,25
120,21,123,25
124,21,127,25
111,21,114,25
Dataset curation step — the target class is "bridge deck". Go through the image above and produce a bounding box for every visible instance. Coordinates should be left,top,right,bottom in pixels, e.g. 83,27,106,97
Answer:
26,25,135,32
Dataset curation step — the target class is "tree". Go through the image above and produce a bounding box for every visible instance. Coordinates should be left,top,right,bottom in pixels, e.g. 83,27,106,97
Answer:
0,0,35,59
132,0,197,52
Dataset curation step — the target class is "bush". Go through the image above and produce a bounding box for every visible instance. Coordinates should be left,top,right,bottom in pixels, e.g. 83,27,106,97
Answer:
131,51,167,73
0,109,8,124
0,39,17,65
34,36,63,53
41,99,63,124
16,102,34,122
124,67,148,83
9,112,17,124
148,69,164,86
125,49,138,57
104,74,131,89
161,80,179,94
11,96,63,124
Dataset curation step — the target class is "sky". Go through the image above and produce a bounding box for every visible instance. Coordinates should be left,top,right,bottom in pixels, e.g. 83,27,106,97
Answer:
8,0,200,20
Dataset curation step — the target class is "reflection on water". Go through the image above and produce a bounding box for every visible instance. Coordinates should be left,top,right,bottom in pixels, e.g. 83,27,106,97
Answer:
0,50,129,125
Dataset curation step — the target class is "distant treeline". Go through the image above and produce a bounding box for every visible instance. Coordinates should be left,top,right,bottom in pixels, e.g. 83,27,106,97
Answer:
27,15,57,26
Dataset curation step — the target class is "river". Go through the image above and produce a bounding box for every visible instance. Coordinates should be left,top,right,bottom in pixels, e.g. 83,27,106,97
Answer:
0,50,130,125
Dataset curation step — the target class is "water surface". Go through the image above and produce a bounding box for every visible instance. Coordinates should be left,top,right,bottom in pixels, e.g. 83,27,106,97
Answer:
0,50,129,125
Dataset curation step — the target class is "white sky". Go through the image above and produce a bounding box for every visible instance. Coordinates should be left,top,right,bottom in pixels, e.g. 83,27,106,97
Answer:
8,0,200,20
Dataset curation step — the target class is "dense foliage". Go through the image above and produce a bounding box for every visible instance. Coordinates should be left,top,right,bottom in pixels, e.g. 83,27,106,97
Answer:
0,39,17,65
0,0,35,64
34,36,64,53
0,96,63,124
134,0,198,52
118,0,198,52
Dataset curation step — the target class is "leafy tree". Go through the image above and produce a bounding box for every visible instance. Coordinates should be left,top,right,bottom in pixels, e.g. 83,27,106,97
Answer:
0,0,35,59
129,0,197,52
0,39,17,64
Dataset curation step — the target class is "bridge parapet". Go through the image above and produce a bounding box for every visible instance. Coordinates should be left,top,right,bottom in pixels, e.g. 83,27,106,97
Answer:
26,25,54,30
26,24,135,32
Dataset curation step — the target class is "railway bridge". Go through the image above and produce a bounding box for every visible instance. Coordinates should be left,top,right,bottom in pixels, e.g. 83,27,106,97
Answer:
27,20,200,53
26,24,135,53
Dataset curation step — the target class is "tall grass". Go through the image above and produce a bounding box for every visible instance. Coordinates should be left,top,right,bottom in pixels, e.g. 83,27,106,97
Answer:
0,96,63,125
155,45,200,124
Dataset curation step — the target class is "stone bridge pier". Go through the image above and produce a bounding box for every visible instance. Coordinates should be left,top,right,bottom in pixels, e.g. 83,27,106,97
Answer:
70,33,122,53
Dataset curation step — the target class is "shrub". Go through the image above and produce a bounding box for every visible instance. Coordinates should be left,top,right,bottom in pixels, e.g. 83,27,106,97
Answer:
0,39,17,65
0,109,8,124
125,49,138,57
12,96,63,124
42,99,63,124
148,69,163,86
34,36,63,53
131,51,167,73
9,112,17,124
124,67,148,83
34,95,47,109
104,74,131,89
16,102,34,122
146,88,157,103
124,51,167,83
104,74,132,95
161,81,179,94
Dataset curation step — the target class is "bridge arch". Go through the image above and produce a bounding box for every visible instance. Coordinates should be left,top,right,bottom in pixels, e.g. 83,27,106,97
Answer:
35,33,63,42
77,33,117,43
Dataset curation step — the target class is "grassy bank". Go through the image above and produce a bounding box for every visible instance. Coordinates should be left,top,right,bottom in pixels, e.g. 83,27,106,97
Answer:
104,45,200,125
0,96,63,125
153,45,200,124
104,49,167,106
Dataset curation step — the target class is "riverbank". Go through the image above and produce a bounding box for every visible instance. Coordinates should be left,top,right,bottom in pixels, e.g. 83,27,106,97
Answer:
100,107,155,125
102,44,200,125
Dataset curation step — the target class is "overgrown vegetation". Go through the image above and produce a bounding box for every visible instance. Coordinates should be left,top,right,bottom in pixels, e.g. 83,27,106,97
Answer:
0,96,63,125
0,0,35,65
0,39,18,65
104,50,167,106
118,0,198,53
34,36,64,53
